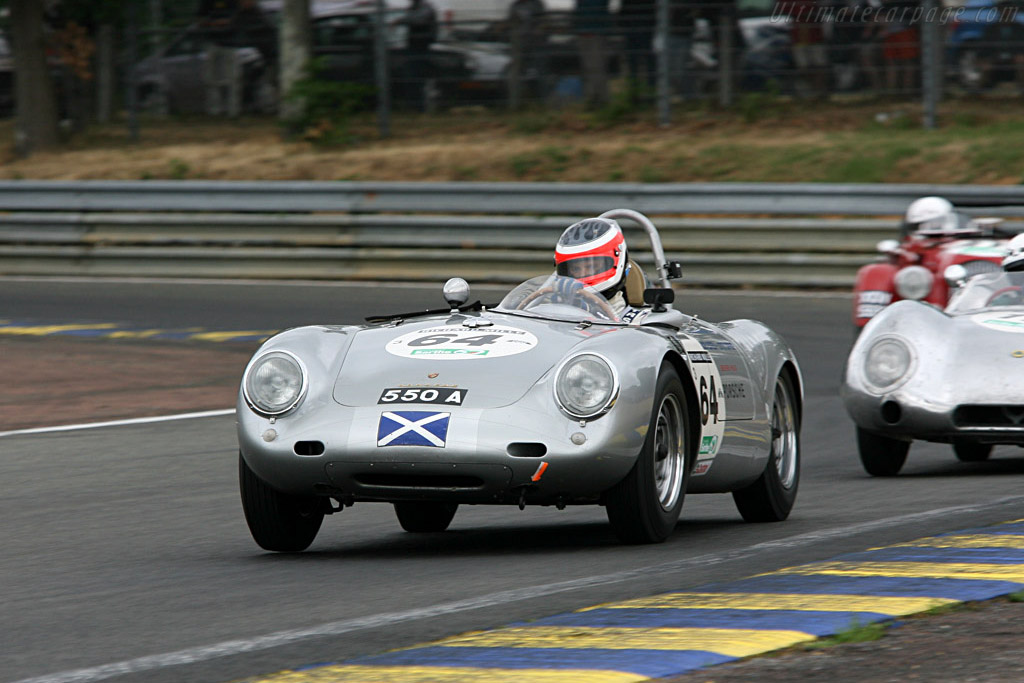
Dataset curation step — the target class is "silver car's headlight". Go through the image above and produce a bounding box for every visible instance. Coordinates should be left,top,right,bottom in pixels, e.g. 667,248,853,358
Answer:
894,265,934,300
555,353,618,419
243,350,307,416
864,337,913,390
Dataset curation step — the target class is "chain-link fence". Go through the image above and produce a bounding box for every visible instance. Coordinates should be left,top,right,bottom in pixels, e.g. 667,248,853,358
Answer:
42,0,1024,132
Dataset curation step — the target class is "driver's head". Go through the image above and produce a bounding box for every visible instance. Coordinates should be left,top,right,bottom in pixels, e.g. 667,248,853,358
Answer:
1003,233,1024,272
903,196,956,236
554,218,628,295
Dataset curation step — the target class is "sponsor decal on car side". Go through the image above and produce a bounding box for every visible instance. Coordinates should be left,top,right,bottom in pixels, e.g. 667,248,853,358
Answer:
386,325,538,360
972,312,1024,334
856,290,893,319
950,240,1007,257
681,339,726,476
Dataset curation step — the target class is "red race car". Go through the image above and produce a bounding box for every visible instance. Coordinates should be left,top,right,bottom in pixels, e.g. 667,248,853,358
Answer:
853,196,1013,334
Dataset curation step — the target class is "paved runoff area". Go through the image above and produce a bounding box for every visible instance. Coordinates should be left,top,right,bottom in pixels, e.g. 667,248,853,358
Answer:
243,520,1024,683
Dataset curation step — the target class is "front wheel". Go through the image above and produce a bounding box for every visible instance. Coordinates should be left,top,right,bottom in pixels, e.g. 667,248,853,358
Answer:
606,363,689,544
857,428,910,476
394,501,458,532
733,372,800,522
239,453,324,552
954,441,992,462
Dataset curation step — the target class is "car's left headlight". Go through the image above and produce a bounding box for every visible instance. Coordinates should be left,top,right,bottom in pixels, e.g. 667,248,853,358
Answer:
864,336,913,390
894,265,934,300
555,353,618,419
243,350,307,417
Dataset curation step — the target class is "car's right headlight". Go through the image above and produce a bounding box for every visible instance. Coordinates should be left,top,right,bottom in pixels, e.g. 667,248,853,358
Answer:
864,336,913,390
555,353,618,419
243,350,307,417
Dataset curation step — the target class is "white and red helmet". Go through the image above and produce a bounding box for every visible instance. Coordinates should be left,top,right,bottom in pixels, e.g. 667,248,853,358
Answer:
554,218,628,293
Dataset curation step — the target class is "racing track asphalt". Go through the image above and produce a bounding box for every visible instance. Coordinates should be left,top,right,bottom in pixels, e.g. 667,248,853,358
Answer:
2,278,1024,683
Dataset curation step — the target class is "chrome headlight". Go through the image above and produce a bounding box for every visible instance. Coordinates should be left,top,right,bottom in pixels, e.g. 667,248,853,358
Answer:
864,337,913,390
243,350,307,417
894,265,934,300
555,353,618,419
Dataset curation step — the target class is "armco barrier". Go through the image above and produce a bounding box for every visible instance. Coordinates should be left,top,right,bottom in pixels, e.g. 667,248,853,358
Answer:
1,181,1021,287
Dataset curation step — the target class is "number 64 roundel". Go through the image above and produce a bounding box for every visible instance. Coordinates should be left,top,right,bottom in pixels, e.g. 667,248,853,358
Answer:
385,325,539,361
681,339,726,464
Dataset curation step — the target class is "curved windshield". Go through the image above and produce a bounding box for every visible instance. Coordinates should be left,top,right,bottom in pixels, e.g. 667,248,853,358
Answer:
496,274,621,323
946,271,1024,314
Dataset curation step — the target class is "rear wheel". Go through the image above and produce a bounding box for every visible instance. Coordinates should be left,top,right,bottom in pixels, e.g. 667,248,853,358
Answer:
606,363,689,544
857,428,910,476
238,453,324,552
394,501,458,532
733,372,800,522
954,441,993,462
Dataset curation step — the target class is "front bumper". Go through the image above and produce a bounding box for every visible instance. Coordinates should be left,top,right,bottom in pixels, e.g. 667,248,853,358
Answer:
237,398,647,506
844,389,1024,445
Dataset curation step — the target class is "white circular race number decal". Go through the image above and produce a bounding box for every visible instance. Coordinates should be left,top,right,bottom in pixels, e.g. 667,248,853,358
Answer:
386,325,538,360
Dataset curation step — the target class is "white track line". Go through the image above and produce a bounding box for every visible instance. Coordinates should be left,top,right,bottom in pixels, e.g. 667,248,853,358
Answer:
0,409,235,439
14,494,1024,683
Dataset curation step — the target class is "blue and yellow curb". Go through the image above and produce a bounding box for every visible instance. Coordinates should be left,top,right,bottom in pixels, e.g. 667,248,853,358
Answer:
245,519,1024,682
0,320,274,344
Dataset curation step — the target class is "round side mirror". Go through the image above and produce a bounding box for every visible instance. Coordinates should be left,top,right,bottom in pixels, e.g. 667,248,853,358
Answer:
443,277,470,310
944,264,969,287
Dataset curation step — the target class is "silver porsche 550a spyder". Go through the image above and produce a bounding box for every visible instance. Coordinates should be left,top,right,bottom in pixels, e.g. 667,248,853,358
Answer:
843,266,1024,476
237,209,804,549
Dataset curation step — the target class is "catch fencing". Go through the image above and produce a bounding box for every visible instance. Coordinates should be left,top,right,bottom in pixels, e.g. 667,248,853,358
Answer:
1,180,1023,288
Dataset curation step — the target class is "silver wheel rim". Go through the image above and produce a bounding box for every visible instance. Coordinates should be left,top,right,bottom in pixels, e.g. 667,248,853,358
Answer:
772,379,798,490
653,393,685,511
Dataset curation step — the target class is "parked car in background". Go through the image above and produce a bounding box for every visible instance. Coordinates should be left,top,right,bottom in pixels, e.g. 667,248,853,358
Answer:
948,0,1024,91
133,25,276,115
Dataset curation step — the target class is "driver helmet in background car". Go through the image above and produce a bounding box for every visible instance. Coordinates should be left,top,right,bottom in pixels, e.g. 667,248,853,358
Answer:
554,218,629,297
902,196,957,236
1002,233,1024,271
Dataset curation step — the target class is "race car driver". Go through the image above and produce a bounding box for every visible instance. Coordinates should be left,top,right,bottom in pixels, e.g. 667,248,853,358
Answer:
901,196,958,237
554,217,637,317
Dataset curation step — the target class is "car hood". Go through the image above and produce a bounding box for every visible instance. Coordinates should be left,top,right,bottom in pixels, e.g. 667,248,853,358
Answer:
332,313,621,408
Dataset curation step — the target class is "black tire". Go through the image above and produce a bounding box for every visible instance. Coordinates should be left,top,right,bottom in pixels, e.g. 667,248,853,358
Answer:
393,501,458,532
733,372,801,522
238,453,324,552
857,428,910,476
954,442,993,462
606,363,689,544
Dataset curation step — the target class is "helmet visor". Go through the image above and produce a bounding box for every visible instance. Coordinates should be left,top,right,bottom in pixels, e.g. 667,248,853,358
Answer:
556,256,616,280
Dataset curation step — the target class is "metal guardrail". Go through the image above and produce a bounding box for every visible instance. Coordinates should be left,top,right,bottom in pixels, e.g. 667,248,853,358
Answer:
2,181,1022,288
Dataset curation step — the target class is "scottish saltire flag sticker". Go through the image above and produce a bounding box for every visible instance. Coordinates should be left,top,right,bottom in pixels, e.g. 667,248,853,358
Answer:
377,411,450,447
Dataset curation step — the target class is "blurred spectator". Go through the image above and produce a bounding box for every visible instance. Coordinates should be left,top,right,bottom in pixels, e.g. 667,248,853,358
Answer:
575,0,612,108
776,0,829,97
857,0,885,92
508,0,547,109
830,0,865,90
395,0,438,111
881,0,919,95
620,0,656,99
196,0,239,39
668,0,698,99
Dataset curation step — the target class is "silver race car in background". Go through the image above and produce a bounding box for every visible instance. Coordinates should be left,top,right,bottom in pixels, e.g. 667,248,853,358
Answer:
843,265,1024,476
237,209,803,549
